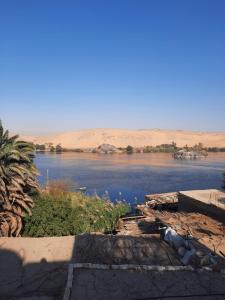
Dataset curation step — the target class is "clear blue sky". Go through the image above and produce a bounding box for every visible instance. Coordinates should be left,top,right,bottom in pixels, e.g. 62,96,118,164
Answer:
1,0,225,134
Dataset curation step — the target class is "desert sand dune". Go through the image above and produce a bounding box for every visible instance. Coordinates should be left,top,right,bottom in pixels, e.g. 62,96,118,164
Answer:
21,128,225,149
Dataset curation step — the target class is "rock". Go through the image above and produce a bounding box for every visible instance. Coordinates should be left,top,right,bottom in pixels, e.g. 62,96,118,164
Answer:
116,238,124,248
178,246,186,257
200,255,210,266
94,144,119,154
195,250,205,258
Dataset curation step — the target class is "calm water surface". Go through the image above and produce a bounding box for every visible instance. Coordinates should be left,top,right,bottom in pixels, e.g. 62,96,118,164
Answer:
35,153,225,205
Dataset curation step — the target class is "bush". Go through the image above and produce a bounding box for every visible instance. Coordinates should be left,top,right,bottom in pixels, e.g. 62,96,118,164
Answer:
55,144,63,153
126,145,133,154
22,191,130,237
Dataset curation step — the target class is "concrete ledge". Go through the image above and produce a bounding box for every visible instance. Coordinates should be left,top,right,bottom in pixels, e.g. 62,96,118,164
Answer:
66,264,225,300
179,189,225,222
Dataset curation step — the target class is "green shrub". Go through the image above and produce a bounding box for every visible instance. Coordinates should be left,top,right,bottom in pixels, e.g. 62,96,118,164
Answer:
55,144,63,153
126,145,133,154
22,191,129,237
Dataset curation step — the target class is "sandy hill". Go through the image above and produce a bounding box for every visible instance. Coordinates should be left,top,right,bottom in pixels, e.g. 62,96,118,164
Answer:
21,129,225,149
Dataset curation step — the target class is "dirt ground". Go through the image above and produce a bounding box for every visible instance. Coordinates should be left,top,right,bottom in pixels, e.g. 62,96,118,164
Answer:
136,205,225,264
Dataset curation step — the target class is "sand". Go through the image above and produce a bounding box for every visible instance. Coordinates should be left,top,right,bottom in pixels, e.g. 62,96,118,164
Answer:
21,128,225,149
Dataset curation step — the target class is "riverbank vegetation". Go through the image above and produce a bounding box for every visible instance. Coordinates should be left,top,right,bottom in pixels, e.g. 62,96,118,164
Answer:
126,145,134,154
207,147,225,152
22,186,129,237
34,142,224,154
143,143,177,153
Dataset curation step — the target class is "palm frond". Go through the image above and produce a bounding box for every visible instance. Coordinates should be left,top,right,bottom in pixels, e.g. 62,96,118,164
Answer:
0,121,39,236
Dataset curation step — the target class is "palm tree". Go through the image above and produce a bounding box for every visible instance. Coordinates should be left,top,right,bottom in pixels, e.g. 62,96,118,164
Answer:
0,121,39,236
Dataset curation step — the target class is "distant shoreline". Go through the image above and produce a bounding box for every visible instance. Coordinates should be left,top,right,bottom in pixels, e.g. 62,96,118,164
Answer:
21,128,225,149
35,144,225,154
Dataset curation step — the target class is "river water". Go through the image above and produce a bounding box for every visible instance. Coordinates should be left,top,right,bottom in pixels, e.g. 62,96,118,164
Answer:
35,152,225,205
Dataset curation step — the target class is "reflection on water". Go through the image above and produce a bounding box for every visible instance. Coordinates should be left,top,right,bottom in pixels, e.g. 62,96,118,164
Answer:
35,153,225,205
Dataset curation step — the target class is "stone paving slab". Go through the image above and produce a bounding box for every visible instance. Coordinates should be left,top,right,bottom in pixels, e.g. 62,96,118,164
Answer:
69,267,225,300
